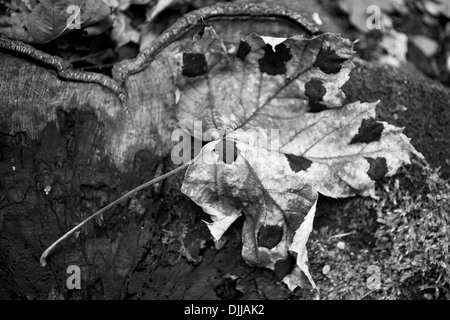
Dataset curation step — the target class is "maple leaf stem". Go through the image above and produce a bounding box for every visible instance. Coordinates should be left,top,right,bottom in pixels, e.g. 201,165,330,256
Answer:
40,160,193,267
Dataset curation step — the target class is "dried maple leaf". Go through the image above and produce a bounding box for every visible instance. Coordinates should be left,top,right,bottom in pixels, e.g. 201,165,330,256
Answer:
177,26,422,291
177,27,355,138
181,137,319,290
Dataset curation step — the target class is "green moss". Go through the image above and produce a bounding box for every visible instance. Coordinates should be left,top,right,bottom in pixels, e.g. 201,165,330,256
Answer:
310,159,450,300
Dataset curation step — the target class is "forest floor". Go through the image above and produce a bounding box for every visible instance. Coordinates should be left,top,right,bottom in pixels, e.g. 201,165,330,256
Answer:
1,0,449,300
310,159,450,300
308,0,450,300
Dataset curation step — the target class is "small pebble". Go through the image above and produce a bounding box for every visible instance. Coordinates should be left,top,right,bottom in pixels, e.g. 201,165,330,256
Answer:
424,293,433,300
367,265,381,274
312,12,323,26
44,185,52,195
410,35,438,57
322,265,331,275
175,88,180,104
227,44,236,54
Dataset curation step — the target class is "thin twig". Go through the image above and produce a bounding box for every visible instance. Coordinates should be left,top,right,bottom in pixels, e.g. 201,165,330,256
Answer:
361,289,378,300
418,285,440,292
329,231,356,239
40,160,192,267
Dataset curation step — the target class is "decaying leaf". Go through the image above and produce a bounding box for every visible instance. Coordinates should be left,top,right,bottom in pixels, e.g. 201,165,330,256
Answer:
104,0,156,11
111,12,140,47
418,0,450,19
177,27,355,139
147,0,177,22
0,0,111,43
0,1,34,42
279,100,421,198
181,136,319,289
377,30,408,67
27,0,111,43
177,26,422,291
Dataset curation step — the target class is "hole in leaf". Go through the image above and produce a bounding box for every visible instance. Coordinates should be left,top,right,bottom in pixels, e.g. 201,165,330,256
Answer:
214,139,240,164
313,46,347,74
236,40,251,61
257,225,283,249
259,43,292,75
308,102,328,113
305,78,328,112
305,78,326,101
366,157,388,180
350,118,384,144
285,153,313,172
274,254,296,280
182,52,207,77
